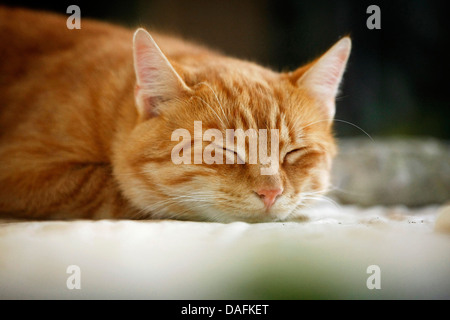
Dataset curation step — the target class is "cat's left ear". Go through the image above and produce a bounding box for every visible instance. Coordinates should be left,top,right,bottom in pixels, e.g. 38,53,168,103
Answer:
133,28,191,120
293,37,351,119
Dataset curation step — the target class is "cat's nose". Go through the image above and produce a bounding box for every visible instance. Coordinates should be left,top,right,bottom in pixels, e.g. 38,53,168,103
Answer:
255,188,283,209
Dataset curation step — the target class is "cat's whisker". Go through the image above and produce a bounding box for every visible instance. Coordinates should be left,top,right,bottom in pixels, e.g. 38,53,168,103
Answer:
193,96,228,129
197,81,230,127
137,191,219,217
301,118,374,142
300,188,331,196
327,184,363,197
156,185,220,198
160,191,218,200
140,195,219,220
301,194,340,209
290,116,307,136
335,94,350,101
132,205,154,219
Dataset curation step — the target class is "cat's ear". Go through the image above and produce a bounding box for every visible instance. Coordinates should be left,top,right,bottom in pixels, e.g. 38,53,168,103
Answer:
294,37,351,119
133,28,190,120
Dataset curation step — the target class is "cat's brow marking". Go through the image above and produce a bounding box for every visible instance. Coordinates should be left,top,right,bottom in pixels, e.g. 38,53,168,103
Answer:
197,81,230,127
192,96,228,129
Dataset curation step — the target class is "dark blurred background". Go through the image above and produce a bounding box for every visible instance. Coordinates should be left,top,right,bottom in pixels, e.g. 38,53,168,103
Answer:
2,0,449,139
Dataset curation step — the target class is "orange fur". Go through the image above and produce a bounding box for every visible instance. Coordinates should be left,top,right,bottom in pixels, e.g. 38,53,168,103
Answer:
0,7,350,221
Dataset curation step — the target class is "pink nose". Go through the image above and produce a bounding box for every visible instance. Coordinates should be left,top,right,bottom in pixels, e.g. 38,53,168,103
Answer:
255,188,283,209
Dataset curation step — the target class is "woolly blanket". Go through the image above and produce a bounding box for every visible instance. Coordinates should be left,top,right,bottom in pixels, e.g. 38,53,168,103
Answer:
1,203,449,299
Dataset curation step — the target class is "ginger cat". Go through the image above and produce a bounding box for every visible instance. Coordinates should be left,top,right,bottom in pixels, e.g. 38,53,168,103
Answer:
0,7,351,222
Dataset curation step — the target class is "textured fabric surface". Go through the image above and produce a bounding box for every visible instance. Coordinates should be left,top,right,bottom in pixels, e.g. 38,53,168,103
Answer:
1,138,449,299
1,204,449,299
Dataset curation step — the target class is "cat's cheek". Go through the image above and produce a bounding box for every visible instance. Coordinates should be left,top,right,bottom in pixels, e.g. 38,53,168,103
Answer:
269,200,296,221
301,162,331,193
282,155,332,207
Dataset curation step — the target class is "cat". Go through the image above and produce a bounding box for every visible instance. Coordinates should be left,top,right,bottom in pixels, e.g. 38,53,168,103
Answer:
0,6,351,222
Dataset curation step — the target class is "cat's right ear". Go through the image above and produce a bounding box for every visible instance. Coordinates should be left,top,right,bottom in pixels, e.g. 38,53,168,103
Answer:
133,28,190,120
289,37,351,120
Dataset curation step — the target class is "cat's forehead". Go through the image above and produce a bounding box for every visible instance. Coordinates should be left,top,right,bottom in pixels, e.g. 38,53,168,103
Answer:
193,66,283,110
179,62,323,146
189,80,308,147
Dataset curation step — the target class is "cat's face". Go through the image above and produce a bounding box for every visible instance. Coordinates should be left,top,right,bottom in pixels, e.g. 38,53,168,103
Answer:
114,29,350,222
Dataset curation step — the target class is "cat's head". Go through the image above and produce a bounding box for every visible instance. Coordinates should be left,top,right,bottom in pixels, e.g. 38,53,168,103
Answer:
114,28,351,222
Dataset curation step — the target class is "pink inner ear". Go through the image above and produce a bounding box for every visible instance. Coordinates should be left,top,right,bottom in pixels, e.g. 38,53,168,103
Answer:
318,45,350,89
135,84,161,118
133,29,169,91
141,97,158,118
132,29,189,119
327,47,350,86
133,33,151,86
301,38,351,97
133,29,180,119
135,53,160,88
295,38,351,120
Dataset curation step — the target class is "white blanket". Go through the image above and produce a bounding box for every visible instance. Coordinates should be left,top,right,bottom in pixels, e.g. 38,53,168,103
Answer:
1,203,449,299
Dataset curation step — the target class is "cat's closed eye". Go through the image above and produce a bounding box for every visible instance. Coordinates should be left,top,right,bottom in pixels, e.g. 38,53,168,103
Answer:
223,147,245,164
204,144,245,164
284,147,309,163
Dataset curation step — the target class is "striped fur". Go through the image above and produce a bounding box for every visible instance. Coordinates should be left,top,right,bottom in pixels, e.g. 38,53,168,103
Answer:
0,7,350,221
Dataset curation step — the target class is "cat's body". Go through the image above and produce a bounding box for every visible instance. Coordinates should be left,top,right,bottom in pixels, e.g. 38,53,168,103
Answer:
0,7,215,219
0,7,351,222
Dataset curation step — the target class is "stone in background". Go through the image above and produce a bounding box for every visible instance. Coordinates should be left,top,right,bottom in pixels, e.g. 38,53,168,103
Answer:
330,138,450,206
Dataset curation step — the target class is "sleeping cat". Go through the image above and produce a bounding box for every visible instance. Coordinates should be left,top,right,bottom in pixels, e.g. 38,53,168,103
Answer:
0,7,351,222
